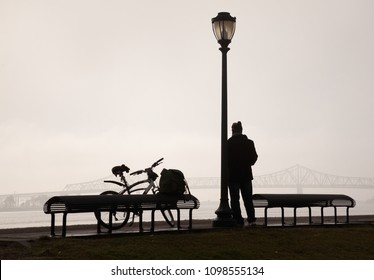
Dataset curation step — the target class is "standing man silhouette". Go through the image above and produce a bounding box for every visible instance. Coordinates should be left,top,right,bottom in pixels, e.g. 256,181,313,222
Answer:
227,121,258,225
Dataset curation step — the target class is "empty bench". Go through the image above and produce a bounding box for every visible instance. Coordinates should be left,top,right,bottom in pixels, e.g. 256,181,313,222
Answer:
252,194,355,226
44,194,200,237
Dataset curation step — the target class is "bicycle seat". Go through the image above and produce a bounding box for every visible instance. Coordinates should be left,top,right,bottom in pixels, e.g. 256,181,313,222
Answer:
112,164,130,176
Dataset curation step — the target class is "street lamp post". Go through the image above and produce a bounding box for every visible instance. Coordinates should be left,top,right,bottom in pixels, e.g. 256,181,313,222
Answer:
211,12,237,227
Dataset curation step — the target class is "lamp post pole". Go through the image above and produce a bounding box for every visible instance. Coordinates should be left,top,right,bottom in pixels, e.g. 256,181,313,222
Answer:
212,12,237,227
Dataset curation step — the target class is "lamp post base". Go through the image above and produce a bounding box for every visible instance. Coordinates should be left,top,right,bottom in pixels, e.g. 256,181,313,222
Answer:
212,199,237,227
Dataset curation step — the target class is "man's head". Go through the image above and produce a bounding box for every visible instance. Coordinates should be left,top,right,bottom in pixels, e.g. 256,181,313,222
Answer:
232,121,243,135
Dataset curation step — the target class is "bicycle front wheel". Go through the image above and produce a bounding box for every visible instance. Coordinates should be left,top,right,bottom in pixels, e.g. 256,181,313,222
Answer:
161,209,175,227
94,191,130,230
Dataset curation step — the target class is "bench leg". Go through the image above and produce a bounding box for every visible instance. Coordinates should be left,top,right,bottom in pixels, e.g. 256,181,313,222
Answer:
177,209,181,230
189,209,193,229
62,213,67,237
108,211,113,234
264,208,268,226
139,210,144,232
321,207,325,224
280,207,284,226
151,210,155,232
334,206,338,224
50,214,56,237
346,207,350,224
96,213,101,234
293,208,297,225
308,207,312,224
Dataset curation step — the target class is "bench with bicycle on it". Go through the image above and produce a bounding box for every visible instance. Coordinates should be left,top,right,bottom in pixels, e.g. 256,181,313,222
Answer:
43,158,200,237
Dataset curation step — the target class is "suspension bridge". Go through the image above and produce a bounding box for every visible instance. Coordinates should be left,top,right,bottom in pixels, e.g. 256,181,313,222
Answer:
1,165,374,209
61,165,374,194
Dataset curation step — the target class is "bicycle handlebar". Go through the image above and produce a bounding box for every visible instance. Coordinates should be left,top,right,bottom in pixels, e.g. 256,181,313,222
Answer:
130,158,164,176
152,158,164,168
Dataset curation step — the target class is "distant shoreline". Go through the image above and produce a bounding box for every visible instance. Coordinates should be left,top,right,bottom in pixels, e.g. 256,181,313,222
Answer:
0,207,43,212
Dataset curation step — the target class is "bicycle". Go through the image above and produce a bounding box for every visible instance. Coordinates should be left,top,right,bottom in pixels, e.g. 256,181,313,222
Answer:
94,158,175,230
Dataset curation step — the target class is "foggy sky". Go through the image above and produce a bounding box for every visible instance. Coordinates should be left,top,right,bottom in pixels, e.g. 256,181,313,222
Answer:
1,0,374,195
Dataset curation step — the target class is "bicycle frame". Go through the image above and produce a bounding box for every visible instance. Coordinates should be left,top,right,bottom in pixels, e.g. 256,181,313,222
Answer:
104,173,158,195
104,179,155,194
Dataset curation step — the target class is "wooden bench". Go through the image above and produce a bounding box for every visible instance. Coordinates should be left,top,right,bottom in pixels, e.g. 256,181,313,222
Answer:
252,194,356,226
43,194,200,237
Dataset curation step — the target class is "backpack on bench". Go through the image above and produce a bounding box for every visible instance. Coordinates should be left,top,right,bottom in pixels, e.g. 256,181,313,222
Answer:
159,169,190,195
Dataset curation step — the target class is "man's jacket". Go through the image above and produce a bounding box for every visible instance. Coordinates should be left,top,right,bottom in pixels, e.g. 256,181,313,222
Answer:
228,134,258,183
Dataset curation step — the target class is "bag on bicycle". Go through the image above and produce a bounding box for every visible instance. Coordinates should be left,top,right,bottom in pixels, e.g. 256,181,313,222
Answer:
159,169,187,195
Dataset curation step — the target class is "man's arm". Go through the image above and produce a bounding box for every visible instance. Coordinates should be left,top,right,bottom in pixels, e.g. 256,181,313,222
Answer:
248,140,258,166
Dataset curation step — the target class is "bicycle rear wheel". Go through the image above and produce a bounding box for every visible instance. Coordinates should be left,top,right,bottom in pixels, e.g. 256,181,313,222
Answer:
161,209,175,227
94,191,130,230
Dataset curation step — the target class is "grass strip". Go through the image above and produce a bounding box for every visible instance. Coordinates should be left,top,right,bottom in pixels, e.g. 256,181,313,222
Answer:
1,225,373,259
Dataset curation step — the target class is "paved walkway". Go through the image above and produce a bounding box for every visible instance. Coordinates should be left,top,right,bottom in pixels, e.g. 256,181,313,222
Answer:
0,215,373,244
